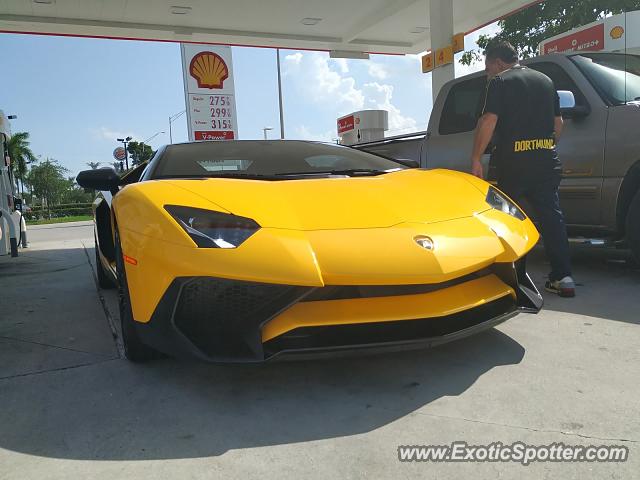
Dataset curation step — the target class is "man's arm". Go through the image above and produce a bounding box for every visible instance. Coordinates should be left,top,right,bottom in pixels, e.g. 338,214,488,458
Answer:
472,76,502,178
554,115,564,141
471,113,498,178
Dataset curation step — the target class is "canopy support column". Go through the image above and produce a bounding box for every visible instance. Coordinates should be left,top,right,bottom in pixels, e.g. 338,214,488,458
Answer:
429,0,455,102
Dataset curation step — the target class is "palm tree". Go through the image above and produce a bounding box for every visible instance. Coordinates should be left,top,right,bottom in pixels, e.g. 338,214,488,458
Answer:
6,132,37,197
87,161,101,169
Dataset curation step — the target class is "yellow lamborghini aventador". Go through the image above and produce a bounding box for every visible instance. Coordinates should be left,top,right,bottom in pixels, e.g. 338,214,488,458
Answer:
76,140,542,363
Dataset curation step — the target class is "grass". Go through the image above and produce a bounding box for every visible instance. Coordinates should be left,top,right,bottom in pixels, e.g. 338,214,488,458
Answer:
26,215,93,225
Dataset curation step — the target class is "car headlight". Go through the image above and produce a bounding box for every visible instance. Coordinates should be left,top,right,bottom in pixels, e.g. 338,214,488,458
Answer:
485,187,526,220
165,205,260,248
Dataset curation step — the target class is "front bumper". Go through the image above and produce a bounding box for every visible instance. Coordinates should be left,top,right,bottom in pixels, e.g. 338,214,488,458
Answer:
133,260,542,363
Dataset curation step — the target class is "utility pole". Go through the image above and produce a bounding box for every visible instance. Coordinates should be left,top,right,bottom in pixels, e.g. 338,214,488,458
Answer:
117,136,132,170
169,110,186,144
276,48,285,139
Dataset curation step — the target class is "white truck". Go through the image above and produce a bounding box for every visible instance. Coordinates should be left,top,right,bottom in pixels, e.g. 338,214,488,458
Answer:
0,110,20,257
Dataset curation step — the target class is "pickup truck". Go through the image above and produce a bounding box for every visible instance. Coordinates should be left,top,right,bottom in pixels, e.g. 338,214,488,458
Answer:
356,52,640,263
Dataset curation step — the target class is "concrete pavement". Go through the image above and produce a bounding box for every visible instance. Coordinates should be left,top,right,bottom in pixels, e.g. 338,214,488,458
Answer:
0,221,638,479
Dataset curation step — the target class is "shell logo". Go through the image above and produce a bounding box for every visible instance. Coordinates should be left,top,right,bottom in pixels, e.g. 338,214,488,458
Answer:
189,51,229,89
610,26,624,40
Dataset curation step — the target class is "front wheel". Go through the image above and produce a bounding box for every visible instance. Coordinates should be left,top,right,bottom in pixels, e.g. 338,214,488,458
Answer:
115,228,157,362
627,190,640,264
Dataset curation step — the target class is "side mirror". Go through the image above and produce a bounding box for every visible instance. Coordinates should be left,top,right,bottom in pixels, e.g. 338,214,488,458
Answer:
395,158,420,168
13,197,22,212
558,90,575,110
558,90,590,119
76,167,121,193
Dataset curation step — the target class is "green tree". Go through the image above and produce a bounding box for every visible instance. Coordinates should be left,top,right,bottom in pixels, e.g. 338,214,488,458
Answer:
86,161,101,169
460,0,640,65
6,131,37,197
127,141,154,166
27,159,69,217
61,176,94,204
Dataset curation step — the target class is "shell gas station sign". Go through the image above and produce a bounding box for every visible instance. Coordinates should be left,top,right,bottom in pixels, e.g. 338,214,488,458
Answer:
540,10,640,56
181,44,238,141
541,23,605,55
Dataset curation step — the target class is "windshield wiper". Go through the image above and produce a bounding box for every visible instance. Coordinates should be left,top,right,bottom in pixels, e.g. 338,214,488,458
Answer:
203,172,279,179
276,168,398,177
154,173,279,180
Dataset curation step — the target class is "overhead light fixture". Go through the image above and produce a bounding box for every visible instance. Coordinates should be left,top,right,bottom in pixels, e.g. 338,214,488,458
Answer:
410,26,429,34
33,0,55,4
300,17,322,26
170,5,192,14
330,50,370,60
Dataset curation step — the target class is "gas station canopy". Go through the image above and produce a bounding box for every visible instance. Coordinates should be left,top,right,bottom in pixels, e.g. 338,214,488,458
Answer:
1,0,539,55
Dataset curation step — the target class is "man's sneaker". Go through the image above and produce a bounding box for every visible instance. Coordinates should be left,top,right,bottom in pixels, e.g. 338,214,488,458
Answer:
545,276,576,297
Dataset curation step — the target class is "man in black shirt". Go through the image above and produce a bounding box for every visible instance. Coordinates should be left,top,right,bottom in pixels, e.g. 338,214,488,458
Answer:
470,40,575,297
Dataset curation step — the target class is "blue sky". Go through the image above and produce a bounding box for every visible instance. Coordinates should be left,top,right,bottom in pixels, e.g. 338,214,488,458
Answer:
0,25,496,176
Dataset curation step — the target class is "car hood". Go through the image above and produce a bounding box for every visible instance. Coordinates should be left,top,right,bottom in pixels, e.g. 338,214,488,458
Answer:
161,169,489,230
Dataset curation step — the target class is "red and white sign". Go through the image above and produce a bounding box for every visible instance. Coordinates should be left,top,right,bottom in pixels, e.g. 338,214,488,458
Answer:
542,23,605,55
181,44,238,142
194,131,235,141
337,114,355,134
113,147,126,161
540,11,640,56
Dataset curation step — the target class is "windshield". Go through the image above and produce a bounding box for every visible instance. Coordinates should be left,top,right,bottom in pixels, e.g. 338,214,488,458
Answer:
150,141,406,179
571,53,640,105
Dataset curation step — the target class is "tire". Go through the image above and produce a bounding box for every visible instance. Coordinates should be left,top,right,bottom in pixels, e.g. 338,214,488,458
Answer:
95,237,116,289
115,228,157,362
627,190,640,264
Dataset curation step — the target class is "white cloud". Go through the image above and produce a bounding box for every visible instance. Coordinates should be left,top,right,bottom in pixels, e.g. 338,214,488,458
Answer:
284,52,364,114
367,62,388,80
362,82,418,134
284,52,303,65
283,51,421,137
331,58,349,74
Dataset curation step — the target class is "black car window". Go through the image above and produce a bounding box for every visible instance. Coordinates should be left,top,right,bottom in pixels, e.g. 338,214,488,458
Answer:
571,53,640,105
527,62,588,107
439,76,487,135
150,141,406,179
120,161,149,185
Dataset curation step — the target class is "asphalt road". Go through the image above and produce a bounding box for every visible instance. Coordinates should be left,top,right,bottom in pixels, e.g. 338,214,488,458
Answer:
0,221,638,479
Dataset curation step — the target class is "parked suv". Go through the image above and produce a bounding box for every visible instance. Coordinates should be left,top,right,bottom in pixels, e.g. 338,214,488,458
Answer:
357,52,640,262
